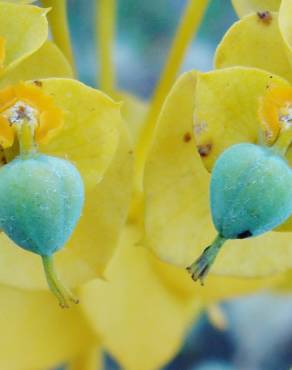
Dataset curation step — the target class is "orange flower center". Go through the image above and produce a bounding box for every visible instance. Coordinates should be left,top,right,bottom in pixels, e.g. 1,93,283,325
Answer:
0,82,63,149
259,86,292,145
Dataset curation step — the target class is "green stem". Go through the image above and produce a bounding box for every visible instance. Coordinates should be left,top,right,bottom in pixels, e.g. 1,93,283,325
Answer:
42,254,78,308
186,234,226,285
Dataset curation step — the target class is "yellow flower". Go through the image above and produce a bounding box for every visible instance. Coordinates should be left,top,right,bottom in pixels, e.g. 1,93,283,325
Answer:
0,2,133,303
143,0,292,280
0,1,285,369
0,1,131,368
73,1,290,368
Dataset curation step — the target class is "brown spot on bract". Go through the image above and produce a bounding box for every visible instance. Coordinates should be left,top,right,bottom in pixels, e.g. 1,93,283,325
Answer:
257,11,272,25
183,132,192,143
197,143,212,157
33,80,42,87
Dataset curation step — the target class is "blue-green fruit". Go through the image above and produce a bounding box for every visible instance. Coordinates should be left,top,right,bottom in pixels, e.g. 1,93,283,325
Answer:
211,143,292,239
0,154,84,256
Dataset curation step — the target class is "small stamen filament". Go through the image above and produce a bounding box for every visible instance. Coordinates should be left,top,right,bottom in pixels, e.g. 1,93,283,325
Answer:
42,255,79,308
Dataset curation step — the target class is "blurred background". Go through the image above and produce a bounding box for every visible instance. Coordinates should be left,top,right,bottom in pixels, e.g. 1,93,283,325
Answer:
55,1,292,369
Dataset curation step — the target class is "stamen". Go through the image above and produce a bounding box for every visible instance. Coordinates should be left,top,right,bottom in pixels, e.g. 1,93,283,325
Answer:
187,234,226,284
259,86,292,151
4,101,38,127
0,83,63,149
279,106,292,129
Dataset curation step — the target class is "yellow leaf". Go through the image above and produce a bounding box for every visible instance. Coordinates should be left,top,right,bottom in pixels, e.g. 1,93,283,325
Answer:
231,0,281,17
215,13,292,83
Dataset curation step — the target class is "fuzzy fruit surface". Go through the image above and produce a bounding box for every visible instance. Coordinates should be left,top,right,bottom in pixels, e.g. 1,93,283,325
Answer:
0,154,84,256
211,143,292,239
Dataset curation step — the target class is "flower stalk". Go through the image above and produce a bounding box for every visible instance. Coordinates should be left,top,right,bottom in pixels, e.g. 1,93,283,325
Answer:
97,0,117,94
41,0,75,70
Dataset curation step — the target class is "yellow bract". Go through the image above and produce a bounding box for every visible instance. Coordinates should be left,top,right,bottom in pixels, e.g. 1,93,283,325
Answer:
279,0,292,65
144,70,292,278
151,256,283,304
80,226,201,370
194,67,288,171
0,2,48,75
0,41,73,88
0,283,95,370
117,91,148,145
80,224,282,370
0,36,5,70
215,12,292,84
231,0,281,17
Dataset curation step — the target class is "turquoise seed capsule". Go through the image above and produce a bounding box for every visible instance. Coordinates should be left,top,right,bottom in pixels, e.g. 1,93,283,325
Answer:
0,154,84,256
211,143,292,238
0,153,84,307
187,143,292,283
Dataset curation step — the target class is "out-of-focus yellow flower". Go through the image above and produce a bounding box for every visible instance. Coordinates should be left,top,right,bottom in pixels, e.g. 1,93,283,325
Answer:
0,283,98,370
79,222,283,370
80,226,201,370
